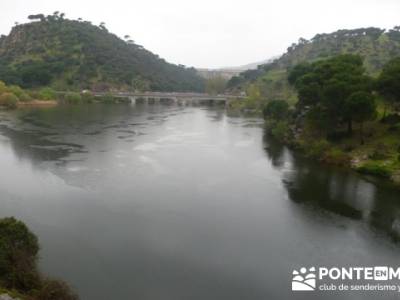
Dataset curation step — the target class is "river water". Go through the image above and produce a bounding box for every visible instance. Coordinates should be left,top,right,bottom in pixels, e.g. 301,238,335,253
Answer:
0,103,400,300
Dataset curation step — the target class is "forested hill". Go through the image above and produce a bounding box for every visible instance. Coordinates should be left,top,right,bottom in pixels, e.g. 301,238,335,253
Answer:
0,13,205,92
228,27,400,101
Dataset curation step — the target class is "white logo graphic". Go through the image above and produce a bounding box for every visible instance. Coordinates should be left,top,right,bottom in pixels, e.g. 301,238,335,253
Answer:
292,267,316,291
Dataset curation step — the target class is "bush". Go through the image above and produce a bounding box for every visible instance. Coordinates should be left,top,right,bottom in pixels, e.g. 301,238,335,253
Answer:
8,85,31,102
81,92,94,103
0,93,19,109
306,139,330,158
104,93,115,103
38,87,56,100
369,143,391,160
64,92,82,104
270,121,289,141
35,278,79,300
0,217,79,298
357,161,393,178
0,81,8,93
323,148,350,165
0,217,40,291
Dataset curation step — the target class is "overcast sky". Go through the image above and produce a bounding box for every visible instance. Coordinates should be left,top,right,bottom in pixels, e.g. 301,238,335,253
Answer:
1,0,399,68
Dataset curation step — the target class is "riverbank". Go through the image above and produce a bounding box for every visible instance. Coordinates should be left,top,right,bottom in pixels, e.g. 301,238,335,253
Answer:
17,100,58,107
264,115,400,187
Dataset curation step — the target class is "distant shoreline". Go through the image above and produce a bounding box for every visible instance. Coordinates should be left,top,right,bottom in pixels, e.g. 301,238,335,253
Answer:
17,100,58,107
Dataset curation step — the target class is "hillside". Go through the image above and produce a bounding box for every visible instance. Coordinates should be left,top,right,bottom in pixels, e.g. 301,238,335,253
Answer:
0,13,205,92
228,27,400,104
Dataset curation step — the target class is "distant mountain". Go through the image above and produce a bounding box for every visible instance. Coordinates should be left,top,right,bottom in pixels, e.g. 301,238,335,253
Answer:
228,27,400,102
197,57,278,80
0,14,205,92
221,56,279,71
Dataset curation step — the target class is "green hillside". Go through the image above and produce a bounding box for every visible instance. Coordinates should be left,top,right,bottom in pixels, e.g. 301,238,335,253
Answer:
228,27,400,106
0,13,205,92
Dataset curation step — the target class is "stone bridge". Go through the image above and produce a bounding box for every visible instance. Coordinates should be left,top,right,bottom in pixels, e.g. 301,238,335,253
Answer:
92,91,244,106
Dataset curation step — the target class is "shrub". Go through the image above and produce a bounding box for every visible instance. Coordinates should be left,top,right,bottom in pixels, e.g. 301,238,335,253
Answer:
0,217,79,298
81,92,94,103
64,92,82,104
306,139,330,158
38,87,56,100
0,81,7,93
369,143,391,160
323,148,350,165
0,217,40,291
0,93,19,109
35,278,79,300
270,120,289,141
357,161,393,178
8,85,31,102
101,93,116,103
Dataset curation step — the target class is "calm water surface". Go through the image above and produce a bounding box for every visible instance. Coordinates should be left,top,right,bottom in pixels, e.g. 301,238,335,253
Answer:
0,103,400,300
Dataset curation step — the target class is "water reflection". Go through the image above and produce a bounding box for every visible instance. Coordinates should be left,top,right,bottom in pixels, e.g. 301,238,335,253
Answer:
266,132,400,242
1,104,400,300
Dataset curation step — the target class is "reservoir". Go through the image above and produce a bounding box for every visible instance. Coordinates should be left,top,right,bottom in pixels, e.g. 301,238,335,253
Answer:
0,103,399,299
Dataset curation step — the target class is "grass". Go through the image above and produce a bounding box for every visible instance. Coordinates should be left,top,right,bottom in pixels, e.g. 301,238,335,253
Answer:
0,287,27,299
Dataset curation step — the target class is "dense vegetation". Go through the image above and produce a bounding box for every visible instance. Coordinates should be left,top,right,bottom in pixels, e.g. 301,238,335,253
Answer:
0,217,78,299
288,54,376,141
0,12,205,92
228,27,400,109
226,26,400,185
205,76,227,95
262,55,400,184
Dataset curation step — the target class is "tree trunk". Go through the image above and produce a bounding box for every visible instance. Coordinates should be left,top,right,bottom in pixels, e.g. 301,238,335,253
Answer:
347,119,353,135
360,122,364,145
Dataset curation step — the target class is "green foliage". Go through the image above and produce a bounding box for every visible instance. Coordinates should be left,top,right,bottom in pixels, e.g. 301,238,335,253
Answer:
0,217,40,291
323,148,350,165
81,91,95,103
0,92,18,108
307,139,331,158
0,217,78,298
270,121,289,140
289,55,376,135
228,26,400,105
263,100,289,120
0,81,7,93
64,92,82,104
7,85,31,102
38,87,56,100
345,91,377,124
377,57,400,108
205,76,227,95
0,17,204,92
357,161,393,178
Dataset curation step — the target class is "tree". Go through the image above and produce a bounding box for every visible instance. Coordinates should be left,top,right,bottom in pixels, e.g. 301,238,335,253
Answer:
28,14,45,22
345,91,377,144
287,62,312,85
0,217,40,291
377,57,400,114
205,76,227,95
288,55,374,135
263,100,289,120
